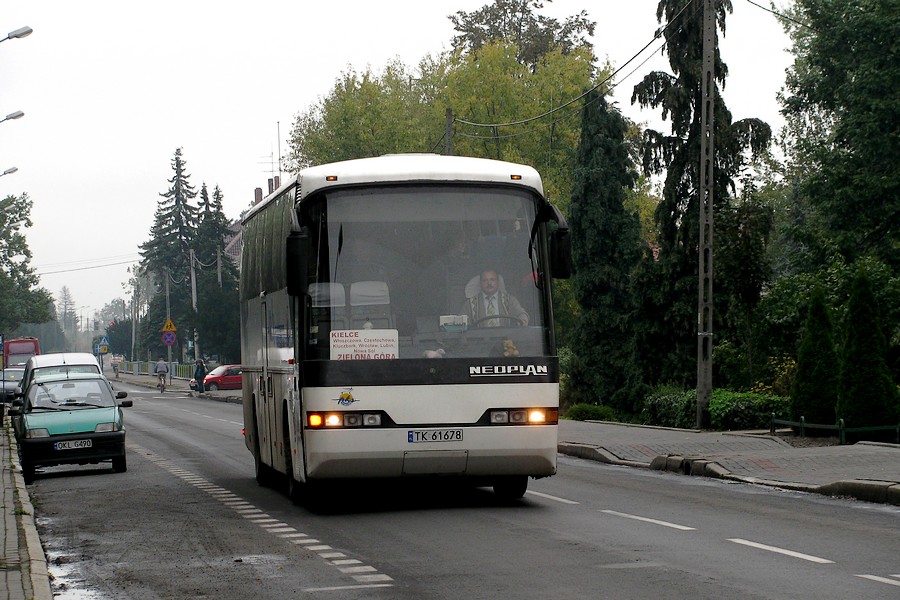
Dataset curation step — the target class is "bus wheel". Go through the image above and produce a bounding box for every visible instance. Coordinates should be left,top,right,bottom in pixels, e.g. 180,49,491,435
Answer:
253,414,274,487
493,476,528,500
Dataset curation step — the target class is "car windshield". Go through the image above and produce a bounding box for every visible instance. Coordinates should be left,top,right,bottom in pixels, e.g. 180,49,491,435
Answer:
207,365,228,377
28,379,116,409
33,365,100,383
1,369,24,381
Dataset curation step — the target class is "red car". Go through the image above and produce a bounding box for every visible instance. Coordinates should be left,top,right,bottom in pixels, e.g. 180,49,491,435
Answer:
192,364,242,391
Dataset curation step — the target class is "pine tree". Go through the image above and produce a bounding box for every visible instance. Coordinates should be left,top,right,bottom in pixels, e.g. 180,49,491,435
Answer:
139,148,200,358
141,148,199,278
835,269,898,429
567,90,646,411
194,183,241,362
790,286,838,424
630,0,772,385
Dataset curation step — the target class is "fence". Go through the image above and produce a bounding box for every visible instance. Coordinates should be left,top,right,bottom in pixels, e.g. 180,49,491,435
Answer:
120,360,194,380
770,414,900,445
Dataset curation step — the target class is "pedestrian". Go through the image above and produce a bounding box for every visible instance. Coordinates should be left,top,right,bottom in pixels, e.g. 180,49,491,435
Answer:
194,358,207,393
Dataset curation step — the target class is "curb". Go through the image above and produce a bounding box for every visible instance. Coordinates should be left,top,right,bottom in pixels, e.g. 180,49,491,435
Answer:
558,443,900,506
5,425,53,600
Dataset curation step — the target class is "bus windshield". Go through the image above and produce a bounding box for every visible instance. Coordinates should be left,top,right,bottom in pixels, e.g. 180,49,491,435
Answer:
302,184,551,360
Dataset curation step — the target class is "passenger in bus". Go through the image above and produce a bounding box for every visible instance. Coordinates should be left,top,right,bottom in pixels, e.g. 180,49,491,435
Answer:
461,269,529,327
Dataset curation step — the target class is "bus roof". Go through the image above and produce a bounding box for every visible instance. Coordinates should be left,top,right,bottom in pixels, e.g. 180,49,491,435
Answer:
244,154,545,223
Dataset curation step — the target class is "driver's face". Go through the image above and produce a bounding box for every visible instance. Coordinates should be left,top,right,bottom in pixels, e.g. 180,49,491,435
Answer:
480,271,499,296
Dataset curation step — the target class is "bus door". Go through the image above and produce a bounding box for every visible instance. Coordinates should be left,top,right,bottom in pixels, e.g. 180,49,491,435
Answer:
256,300,274,467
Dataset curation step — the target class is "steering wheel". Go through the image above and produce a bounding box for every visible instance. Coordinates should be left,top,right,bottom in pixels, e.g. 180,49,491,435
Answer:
472,315,526,327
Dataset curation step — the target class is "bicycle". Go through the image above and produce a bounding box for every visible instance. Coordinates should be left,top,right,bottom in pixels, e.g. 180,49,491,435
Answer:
157,372,167,393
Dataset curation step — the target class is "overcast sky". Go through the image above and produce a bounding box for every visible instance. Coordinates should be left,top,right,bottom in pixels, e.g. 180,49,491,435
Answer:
1,0,793,322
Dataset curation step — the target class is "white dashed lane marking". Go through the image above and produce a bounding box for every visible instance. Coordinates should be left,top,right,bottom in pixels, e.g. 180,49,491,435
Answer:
727,539,834,564
601,510,696,531
129,442,394,589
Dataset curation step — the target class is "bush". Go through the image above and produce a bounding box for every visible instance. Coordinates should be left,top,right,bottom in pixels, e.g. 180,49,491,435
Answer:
638,386,696,429
564,403,618,422
709,390,789,430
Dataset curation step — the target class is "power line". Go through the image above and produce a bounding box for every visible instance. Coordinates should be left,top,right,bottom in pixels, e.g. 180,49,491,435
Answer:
37,259,138,276
744,0,814,31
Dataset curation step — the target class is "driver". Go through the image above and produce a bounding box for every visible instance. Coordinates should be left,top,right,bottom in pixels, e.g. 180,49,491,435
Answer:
461,268,528,328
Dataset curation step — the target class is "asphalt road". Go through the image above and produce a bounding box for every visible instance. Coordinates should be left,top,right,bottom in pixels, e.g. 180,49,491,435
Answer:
27,382,900,600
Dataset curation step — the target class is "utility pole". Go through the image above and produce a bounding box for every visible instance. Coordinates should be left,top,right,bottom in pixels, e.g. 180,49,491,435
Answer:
189,249,200,362
131,281,138,362
445,108,453,156
217,247,223,287
696,0,716,428
164,270,172,383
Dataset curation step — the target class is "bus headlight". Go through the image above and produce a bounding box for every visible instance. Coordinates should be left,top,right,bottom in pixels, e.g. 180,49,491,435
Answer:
489,408,558,425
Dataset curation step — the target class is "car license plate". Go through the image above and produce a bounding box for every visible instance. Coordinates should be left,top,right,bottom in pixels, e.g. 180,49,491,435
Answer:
54,439,92,451
408,429,463,443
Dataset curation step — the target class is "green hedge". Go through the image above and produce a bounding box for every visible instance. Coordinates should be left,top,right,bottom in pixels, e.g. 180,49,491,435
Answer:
564,388,791,431
638,386,696,429
708,390,789,430
564,403,618,422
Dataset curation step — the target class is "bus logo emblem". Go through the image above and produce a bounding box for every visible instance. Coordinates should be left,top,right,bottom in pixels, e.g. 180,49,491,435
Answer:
335,388,357,406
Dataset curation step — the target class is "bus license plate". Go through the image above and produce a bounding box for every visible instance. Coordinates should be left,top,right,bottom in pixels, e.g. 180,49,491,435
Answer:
54,439,92,451
408,429,463,443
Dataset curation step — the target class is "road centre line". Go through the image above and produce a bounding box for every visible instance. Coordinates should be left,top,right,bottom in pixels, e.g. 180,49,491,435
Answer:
601,510,696,531
526,490,580,504
854,575,900,587
727,539,834,564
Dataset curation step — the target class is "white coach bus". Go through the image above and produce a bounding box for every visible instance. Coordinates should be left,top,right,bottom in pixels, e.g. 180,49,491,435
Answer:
240,153,571,501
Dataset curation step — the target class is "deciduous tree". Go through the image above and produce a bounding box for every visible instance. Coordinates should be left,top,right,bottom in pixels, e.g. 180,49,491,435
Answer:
0,193,53,332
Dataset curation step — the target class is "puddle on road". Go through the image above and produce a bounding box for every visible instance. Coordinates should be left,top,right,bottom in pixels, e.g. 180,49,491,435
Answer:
45,548,107,600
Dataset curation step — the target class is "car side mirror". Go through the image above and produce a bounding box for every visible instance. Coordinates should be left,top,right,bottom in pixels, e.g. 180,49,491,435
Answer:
118,400,133,408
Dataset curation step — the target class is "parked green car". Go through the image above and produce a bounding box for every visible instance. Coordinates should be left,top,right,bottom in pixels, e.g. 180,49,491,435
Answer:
9,372,132,484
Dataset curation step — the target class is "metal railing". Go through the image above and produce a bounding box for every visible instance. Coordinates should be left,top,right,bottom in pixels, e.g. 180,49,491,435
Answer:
770,414,900,445
119,361,193,380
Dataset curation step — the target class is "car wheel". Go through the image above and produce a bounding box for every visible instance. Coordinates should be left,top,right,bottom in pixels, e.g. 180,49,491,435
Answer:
21,461,35,484
112,454,127,473
207,383,219,391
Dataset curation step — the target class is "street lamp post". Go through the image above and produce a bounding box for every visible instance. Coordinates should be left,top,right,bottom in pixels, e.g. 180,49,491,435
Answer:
0,110,23,124
0,26,33,43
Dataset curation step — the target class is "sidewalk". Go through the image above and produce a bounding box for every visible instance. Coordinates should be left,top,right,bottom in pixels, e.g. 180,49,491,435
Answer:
559,419,900,505
2,391,898,600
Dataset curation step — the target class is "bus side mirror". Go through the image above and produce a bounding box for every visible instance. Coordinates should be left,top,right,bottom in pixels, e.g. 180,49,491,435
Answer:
547,204,572,279
286,229,309,297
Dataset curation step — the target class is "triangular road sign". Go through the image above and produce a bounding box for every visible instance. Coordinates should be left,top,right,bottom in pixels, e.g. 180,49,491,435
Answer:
162,318,177,332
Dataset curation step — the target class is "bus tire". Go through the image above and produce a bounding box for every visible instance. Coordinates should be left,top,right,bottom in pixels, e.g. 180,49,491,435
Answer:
253,412,275,487
493,475,528,500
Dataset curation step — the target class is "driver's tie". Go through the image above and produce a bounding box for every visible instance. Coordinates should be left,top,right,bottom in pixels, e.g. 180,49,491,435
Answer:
487,296,498,327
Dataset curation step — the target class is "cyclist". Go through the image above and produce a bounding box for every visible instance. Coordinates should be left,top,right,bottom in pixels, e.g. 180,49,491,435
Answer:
154,357,169,392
